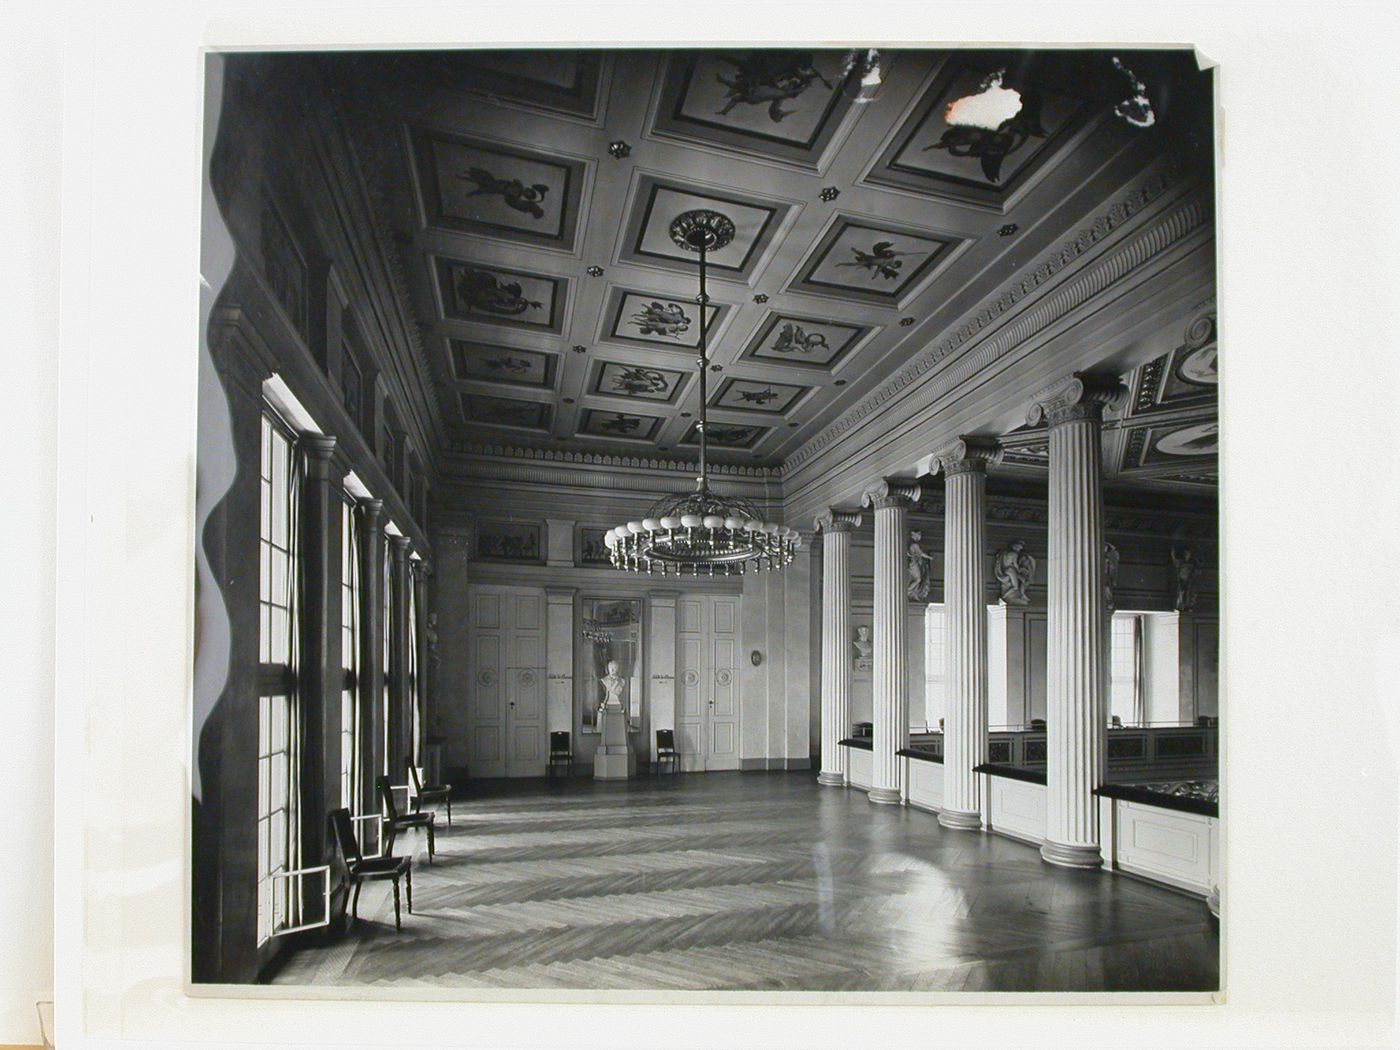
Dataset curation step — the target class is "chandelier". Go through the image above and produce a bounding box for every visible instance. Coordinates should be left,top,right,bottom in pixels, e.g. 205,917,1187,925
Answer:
605,209,800,577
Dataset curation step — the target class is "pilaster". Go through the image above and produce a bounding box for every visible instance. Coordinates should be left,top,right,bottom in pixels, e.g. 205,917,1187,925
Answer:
861,479,921,804
357,499,387,806
935,437,1001,830
815,508,862,786
648,591,680,770
296,433,342,888
546,587,576,744
388,534,412,779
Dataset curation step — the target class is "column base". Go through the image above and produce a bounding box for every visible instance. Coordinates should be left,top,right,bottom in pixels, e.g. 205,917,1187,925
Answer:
1039,839,1104,869
817,771,845,786
867,786,902,805
937,808,983,831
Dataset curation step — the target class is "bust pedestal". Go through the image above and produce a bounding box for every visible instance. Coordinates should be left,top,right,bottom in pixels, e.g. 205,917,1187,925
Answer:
593,702,636,780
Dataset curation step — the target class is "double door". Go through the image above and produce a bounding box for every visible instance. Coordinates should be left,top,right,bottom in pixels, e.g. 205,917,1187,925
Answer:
467,584,546,777
676,595,740,771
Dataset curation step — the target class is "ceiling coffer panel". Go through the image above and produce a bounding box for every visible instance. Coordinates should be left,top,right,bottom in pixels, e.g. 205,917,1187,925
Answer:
650,50,861,170
408,126,588,251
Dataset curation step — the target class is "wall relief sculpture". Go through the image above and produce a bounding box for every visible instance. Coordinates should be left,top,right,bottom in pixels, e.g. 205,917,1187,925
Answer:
906,530,935,601
993,539,1035,605
1171,545,1199,611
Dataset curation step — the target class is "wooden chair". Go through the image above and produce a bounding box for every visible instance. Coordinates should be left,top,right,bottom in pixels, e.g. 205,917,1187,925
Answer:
329,807,412,931
407,761,452,828
547,731,573,779
376,775,436,864
655,728,680,776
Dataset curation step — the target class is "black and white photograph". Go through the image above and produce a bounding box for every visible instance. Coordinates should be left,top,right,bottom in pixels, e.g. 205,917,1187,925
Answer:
6,4,1400,1049
191,44,1225,994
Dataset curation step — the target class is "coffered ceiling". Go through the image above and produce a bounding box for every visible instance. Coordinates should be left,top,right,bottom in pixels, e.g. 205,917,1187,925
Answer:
319,47,1214,489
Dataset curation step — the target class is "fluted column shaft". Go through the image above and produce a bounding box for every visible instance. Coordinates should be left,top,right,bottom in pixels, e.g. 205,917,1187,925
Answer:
1030,374,1123,868
938,439,1000,830
862,480,920,804
816,510,861,786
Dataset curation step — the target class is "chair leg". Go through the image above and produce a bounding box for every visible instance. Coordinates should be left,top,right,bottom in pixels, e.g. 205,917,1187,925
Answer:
352,881,362,925
446,798,452,828
406,867,413,913
393,880,401,931
427,823,435,862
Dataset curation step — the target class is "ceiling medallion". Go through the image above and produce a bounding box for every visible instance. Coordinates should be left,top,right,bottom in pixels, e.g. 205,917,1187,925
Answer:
899,317,916,327
571,344,588,353
605,208,799,578
819,186,841,202
998,223,1019,237
753,293,769,304
607,140,631,159
586,265,604,277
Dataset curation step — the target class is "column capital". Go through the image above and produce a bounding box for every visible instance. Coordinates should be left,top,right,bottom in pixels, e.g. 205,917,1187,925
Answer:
410,558,434,580
358,498,386,533
300,432,337,462
389,534,412,559
936,436,1003,477
814,508,863,533
1027,372,1126,428
861,478,921,511
545,586,577,602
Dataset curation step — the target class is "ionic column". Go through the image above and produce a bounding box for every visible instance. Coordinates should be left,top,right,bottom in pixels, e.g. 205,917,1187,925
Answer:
936,437,1001,830
814,508,862,786
861,479,921,804
1028,373,1124,868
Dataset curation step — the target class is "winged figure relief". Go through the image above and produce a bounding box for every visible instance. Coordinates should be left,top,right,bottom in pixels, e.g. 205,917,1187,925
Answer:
483,355,531,374
455,166,551,219
836,241,926,281
714,51,833,123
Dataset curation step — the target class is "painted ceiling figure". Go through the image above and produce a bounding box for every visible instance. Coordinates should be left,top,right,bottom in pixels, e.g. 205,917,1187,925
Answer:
599,414,642,434
926,75,1048,183
455,268,542,316
714,51,833,122
455,166,550,219
629,301,691,338
772,322,828,354
736,386,780,405
483,355,531,374
611,366,669,396
837,241,925,281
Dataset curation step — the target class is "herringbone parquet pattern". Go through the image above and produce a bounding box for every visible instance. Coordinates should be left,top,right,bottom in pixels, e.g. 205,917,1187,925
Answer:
274,772,1218,992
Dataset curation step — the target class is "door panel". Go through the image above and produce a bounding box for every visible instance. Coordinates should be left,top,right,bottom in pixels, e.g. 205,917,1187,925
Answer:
468,584,547,778
676,594,742,773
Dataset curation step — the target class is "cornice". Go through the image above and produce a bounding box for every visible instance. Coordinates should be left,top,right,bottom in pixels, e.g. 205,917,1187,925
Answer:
782,169,1204,476
444,441,782,480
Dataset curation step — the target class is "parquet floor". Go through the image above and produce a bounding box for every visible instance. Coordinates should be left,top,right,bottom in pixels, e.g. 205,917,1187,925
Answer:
273,772,1218,992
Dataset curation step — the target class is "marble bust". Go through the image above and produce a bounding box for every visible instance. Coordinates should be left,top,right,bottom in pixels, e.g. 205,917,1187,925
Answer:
994,540,1036,606
852,625,873,670
599,659,626,713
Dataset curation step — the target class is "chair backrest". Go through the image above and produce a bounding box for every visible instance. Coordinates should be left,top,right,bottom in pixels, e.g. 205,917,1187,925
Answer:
657,728,675,751
375,775,400,821
550,731,571,755
406,761,424,793
329,807,362,866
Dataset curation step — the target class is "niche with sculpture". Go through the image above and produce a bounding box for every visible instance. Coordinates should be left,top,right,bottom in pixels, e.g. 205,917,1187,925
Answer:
581,598,643,733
